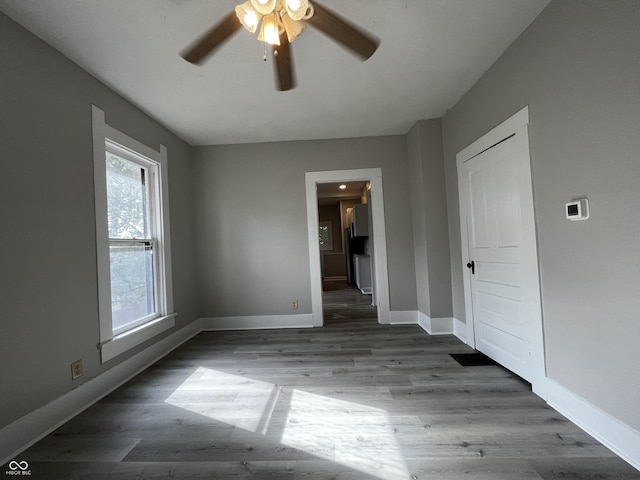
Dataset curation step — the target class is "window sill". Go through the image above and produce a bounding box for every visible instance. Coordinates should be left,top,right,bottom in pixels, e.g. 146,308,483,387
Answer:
100,313,176,363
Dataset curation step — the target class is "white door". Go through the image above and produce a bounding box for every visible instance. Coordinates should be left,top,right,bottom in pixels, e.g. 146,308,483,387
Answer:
458,107,545,392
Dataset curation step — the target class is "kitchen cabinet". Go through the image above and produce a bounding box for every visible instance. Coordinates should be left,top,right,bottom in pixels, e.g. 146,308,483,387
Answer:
350,203,369,237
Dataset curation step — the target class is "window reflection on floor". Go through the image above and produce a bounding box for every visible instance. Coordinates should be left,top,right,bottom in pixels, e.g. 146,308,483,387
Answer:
165,367,409,479
282,389,409,479
165,367,280,435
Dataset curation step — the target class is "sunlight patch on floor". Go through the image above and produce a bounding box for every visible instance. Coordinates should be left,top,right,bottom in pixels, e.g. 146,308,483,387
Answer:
164,367,409,479
281,389,410,480
165,367,280,434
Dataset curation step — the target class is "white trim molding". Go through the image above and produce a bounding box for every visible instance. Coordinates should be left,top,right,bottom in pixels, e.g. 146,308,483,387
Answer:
389,311,418,325
417,312,454,335
389,311,454,335
547,379,640,471
456,106,530,164
91,105,175,363
452,317,469,345
0,320,202,465
100,313,176,362
306,168,391,327
200,314,314,331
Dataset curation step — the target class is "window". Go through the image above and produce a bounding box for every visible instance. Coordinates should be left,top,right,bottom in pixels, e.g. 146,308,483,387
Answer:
319,221,333,251
106,142,159,336
92,106,174,363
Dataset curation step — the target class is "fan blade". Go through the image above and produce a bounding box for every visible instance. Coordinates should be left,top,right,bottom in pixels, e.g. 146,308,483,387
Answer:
273,35,296,91
306,2,379,60
181,11,241,64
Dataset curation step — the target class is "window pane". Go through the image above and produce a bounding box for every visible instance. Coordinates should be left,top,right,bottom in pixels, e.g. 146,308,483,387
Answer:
110,242,156,333
319,226,329,246
106,153,149,239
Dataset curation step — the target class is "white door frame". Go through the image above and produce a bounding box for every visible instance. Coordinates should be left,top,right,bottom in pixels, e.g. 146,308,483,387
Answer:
456,106,547,398
306,168,391,326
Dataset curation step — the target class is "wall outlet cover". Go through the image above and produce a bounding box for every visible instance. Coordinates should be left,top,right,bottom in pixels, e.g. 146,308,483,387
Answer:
71,360,83,380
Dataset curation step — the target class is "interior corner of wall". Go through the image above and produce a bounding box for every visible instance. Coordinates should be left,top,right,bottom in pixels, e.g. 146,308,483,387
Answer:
452,317,468,343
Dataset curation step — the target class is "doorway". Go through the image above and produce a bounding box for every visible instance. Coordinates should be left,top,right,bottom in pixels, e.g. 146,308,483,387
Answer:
306,168,390,327
457,106,547,397
317,181,376,321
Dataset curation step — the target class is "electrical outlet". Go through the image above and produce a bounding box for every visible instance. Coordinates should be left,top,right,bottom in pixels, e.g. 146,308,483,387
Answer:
71,360,83,380
291,299,298,310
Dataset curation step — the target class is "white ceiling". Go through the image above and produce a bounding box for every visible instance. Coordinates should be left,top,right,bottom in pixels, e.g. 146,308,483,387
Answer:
0,0,549,146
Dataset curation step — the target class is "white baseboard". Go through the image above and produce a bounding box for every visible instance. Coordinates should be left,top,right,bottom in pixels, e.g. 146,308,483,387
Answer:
201,314,314,331
389,311,454,335
416,311,430,331
452,317,471,345
0,319,202,465
546,379,640,471
389,310,418,325
417,312,454,335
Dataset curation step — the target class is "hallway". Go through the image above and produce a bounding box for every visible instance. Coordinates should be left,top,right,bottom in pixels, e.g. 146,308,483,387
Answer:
322,279,376,324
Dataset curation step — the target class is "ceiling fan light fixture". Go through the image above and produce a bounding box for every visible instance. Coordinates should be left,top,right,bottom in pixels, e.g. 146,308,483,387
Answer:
285,0,309,21
258,13,281,45
250,0,277,15
182,0,379,92
281,13,306,42
235,1,262,33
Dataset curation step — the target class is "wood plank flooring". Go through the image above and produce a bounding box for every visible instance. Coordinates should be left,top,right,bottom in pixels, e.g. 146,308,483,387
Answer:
7,285,639,479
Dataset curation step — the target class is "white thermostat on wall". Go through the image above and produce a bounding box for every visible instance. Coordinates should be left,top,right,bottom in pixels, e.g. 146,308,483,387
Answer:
565,198,589,221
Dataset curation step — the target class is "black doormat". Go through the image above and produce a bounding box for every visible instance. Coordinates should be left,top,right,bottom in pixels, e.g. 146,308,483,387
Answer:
450,352,498,366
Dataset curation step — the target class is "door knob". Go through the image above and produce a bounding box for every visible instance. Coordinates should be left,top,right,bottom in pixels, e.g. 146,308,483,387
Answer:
466,260,475,274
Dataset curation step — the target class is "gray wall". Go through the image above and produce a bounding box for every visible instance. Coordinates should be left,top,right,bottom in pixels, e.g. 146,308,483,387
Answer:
407,119,453,319
0,13,199,429
442,0,640,428
407,125,431,316
193,137,418,318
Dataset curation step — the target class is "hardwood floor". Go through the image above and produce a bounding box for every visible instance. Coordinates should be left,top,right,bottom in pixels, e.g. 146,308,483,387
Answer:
9,285,639,479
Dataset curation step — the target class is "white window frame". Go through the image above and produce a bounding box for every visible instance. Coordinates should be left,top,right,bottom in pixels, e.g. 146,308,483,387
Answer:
106,141,160,336
92,105,175,363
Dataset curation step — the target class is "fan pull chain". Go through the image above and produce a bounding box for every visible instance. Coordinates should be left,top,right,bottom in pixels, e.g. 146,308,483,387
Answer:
263,42,267,61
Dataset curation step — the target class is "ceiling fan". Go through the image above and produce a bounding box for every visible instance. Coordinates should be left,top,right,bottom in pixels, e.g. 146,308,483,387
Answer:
180,0,380,91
